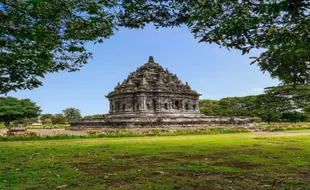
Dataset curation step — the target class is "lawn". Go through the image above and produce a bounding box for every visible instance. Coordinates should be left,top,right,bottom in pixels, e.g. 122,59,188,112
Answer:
0,133,310,189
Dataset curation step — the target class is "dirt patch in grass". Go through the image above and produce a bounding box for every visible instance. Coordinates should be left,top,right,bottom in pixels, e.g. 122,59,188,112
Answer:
112,154,132,159
174,170,222,180
295,166,310,182
169,153,207,160
58,156,134,176
161,152,227,162
214,161,262,170
104,154,177,168
136,156,177,167
73,163,133,176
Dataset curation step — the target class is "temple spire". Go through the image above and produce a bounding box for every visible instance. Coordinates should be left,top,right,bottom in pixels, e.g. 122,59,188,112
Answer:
148,56,154,63
125,78,135,91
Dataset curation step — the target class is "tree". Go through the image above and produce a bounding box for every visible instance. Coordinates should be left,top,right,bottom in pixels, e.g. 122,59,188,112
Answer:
51,114,67,124
0,96,41,127
119,0,310,85
305,104,310,114
199,107,215,116
83,114,104,120
0,0,117,93
264,84,310,112
199,99,219,115
200,96,259,117
304,104,310,121
2,0,310,94
199,84,310,122
40,114,52,121
62,108,82,121
218,96,258,116
2,0,309,93
281,112,308,122
40,113,53,124
255,85,310,122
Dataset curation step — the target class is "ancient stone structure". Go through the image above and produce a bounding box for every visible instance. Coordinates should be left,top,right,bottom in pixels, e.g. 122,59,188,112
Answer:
70,56,253,129
107,56,200,115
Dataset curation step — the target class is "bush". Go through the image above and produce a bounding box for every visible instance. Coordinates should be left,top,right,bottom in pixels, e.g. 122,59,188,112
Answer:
0,126,250,141
26,123,70,129
259,122,310,131
7,131,37,137
24,131,38,137
85,129,102,135
0,123,6,129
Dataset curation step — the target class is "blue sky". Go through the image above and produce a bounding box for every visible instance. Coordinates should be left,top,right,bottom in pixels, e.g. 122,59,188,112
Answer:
8,25,279,116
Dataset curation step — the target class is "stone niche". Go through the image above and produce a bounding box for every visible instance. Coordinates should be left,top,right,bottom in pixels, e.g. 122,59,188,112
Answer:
70,56,253,129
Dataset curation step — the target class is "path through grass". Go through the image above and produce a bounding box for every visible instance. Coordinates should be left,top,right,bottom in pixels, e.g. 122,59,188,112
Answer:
0,133,310,189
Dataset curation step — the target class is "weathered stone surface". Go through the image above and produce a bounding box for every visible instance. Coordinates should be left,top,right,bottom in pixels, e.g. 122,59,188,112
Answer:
70,56,254,130
106,56,200,115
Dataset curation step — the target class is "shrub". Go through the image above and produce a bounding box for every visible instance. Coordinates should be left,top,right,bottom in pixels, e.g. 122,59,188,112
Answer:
260,122,310,131
24,131,38,137
7,131,37,137
0,126,251,141
85,129,102,135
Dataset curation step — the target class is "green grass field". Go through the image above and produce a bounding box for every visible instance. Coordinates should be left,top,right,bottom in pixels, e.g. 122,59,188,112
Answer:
1,133,310,189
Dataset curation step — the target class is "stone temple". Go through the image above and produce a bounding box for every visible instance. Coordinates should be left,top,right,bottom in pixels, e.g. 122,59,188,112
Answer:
106,56,200,119
71,56,253,129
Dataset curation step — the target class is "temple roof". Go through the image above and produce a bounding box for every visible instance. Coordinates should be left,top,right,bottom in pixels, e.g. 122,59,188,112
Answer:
107,56,201,97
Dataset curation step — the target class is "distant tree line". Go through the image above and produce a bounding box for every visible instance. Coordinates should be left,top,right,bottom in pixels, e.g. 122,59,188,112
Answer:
0,97,85,127
200,85,310,123
83,114,105,120
2,85,310,127
22,110,104,125
40,108,82,124
0,97,103,128
40,112,104,124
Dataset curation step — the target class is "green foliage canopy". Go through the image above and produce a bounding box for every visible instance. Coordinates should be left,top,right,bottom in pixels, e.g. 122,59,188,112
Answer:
119,0,310,85
305,104,310,114
83,114,104,120
0,0,116,93
199,84,310,122
0,96,41,127
62,107,82,121
1,0,309,94
40,114,53,124
264,84,310,111
40,114,52,120
51,114,67,124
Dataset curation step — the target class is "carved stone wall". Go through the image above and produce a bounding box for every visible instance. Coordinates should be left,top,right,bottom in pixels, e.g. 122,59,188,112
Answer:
109,92,199,114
